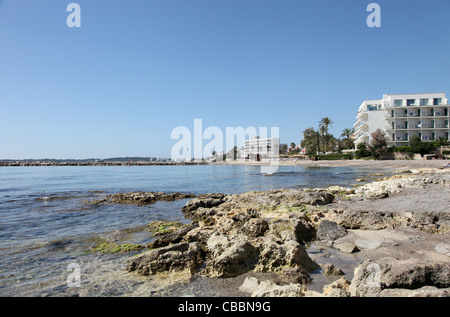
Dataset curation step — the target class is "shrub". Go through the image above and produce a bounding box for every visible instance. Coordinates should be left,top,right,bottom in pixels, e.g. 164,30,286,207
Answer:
316,154,352,160
354,142,371,159
392,139,437,156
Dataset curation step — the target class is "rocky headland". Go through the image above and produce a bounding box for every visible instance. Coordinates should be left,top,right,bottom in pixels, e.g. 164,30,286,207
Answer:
124,167,450,297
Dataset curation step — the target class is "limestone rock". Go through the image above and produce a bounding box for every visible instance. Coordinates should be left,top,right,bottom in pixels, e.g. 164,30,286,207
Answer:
282,267,312,284
316,220,347,242
239,277,260,293
435,243,450,256
239,218,269,239
251,280,305,297
322,278,351,297
147,222,199,249
253,235,319,273
268,218,316,243
109,192,195,206
203,233,258,278
350,259,450,297
127,242,204,276
322,263,344,276
181,194,227,218
335,242,359,254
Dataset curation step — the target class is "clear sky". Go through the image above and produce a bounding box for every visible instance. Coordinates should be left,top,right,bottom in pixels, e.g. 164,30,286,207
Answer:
1,0,449,159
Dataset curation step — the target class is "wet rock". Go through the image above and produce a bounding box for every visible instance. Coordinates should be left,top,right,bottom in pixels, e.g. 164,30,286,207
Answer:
316,220,347,242
322,263,344,276
181,194,227,215
109,192,195,206
127,242,204,276
282,267,312,284
146,221,184,236
335,242,359,254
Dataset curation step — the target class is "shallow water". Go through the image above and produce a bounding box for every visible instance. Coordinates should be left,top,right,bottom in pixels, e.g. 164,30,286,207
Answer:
0,165,390,296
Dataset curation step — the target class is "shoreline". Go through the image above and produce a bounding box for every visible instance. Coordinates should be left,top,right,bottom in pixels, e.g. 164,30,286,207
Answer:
0,161,207,167
2,158,448,169
213,158,450,169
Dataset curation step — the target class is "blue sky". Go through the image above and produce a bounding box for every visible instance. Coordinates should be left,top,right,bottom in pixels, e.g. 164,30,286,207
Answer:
1,0,449,159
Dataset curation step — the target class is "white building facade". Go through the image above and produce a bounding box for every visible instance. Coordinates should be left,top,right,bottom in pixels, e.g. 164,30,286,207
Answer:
354,93,449,147
243,137,280,159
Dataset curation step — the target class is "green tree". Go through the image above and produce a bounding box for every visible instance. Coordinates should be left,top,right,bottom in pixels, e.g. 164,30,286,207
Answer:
301,127,321,157
369,129,390,159
355,142,370,159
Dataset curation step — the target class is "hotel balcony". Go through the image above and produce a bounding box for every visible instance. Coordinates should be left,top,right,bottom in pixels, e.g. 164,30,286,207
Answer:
388,112,449,119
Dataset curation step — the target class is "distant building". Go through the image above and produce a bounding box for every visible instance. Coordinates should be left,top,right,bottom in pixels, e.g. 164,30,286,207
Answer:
354,93,449,147
243,137,280,159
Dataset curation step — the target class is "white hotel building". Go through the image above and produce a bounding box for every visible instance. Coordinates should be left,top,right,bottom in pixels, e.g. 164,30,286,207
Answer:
354,93,450,147
243,137,280,159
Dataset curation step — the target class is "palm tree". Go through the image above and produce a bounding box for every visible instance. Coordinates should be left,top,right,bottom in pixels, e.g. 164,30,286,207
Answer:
319,117,334,136
341,128,355,149
319,125,327,153
319,117,334,152
341,128,354,140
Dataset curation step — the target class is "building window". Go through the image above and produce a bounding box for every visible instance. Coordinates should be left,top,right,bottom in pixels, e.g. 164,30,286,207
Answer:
420,98,429,106
407,99,415,106
394,100,403,107
433,98,442,105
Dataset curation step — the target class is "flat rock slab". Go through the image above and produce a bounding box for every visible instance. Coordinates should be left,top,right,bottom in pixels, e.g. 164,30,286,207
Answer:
335,242,359,254
435,243,450,256
355,239,385,250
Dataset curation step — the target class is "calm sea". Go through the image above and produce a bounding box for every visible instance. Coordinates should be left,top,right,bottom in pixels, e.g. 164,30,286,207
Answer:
0,165,389,296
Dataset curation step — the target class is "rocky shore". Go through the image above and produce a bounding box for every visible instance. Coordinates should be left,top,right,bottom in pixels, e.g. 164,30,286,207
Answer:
123,167,450,297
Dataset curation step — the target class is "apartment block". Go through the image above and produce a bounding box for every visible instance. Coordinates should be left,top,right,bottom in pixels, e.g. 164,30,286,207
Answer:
354,93,450,147
243,137,280,159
